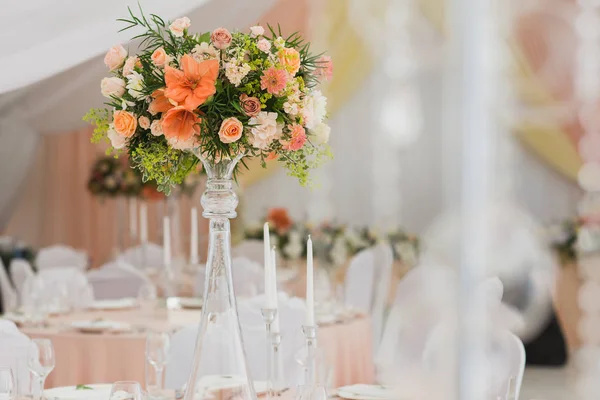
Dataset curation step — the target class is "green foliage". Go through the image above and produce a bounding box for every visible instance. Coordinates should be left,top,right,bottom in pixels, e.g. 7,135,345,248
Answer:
83,108,110,144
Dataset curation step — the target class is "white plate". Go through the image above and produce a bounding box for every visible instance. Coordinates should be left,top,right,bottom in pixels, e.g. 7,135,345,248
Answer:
194,375,270,395
337,384,400,400
45,384,112,400
167,297,203,310
70,320,131,334
91,298,137,310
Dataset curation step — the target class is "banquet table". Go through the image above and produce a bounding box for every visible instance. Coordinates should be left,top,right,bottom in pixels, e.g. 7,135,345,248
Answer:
21,307,375,389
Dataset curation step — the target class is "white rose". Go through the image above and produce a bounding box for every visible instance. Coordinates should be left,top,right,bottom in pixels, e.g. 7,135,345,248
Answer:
126,71,145,99
150,120,164,136
169,17,191,37
310,122,330,144
107,124,126,149
100,77,126,98
250,25,265,37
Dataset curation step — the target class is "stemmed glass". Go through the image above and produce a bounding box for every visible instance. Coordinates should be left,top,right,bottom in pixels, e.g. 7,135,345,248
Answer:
109,381,144,400
145,332,170,397
138,283,157,316
0,367,15,400
27,339,55,400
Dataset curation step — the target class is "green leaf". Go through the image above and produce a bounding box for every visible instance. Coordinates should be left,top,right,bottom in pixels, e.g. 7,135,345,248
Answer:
76,385,93,390
197,32,211,43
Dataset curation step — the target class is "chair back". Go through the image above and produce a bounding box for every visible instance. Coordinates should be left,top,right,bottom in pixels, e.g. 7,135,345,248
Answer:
344,249,376,312
36,268,91,310
87,260,152,300
0,259,17,312
232,257,264,298
119,243,164,269
9,259,34,301
35,245,87,271
0,321,32,395
370,243,394,351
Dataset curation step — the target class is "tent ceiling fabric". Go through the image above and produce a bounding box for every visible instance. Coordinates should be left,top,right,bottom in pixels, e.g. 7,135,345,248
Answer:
0,0,277,134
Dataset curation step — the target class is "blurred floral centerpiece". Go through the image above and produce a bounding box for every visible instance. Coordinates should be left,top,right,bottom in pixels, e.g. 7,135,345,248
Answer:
87,156,123,197
84,7,333,194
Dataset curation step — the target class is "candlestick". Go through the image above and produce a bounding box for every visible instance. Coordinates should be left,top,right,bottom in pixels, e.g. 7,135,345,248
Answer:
301,325,318,387
190,207,199,265
306,236,315,326
163,216,172,268
261,308,277,398
271,247,280,333
270,332,285,395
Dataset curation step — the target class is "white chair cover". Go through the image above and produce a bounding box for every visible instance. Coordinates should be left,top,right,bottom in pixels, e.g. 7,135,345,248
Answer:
35,245,88,271
0,259,17,312
232,257,265,299
370,243,394,351
119,243,164,269
9,259,35,300
232,240,265,265
36,267,92,309
0,321,32,394
343,249,376,312
87,260,152,300
165,293,306,390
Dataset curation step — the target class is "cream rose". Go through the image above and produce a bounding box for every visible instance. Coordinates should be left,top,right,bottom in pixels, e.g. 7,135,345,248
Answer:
218,117,244,143
211,27,232,49
104,45,127,71
150,119,164,136
169,17,190,37
257,38,271,53
250,25,265,37
107,124,126,149
122,56,139,77
138,116,150,130
151,47,171,68
113,110,137,137
100,77,126,98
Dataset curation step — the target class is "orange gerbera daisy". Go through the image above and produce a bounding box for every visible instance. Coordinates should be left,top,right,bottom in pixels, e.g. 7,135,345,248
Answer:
161,106,201,142
164,55,218,110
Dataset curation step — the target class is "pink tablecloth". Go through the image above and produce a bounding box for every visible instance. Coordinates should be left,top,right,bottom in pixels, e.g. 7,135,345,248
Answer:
23,310,375,389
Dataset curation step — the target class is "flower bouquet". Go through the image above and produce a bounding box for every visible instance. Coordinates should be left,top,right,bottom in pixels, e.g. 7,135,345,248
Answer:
84,7,333,194
83,8,333,400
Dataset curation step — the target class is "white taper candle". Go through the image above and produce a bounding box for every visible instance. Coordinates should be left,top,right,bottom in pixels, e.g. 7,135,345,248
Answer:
264,222,275,308
190,207,199,265
271,247,280,332
140,201,148,244
129,197,137,239
306,235,314,326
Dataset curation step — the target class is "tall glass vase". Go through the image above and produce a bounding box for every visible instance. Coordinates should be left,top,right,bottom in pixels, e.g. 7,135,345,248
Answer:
183,151,256,400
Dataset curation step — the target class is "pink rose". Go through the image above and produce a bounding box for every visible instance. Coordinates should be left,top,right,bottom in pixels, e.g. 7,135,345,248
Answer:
218,117,244,143
211,28,232,49
239,94,261,117
169,17,190,38
257,38,271,53
100,77,126,98
250,25,265,37
104,45,127,71
151,47,171,68
138,116,151,130
150,119,164,136
122,56,139,77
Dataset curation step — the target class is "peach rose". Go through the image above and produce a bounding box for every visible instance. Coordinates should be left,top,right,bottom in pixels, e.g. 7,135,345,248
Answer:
104,45,127,71
113,110,137,137
100,77,126,98
239,94,261,117
138,116,150,130
151,47,171,68
150,119,164,136
267,208,293,234
278,48,301,76
218,117,243,143
122,56,140,77
211,27,232,49
169,17,190,37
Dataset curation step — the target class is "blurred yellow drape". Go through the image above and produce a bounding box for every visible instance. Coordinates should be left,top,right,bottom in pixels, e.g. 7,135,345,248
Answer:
418,0,582,181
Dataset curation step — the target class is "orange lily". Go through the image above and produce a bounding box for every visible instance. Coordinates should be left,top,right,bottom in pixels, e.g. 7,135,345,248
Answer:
164,55,219,111
161,106,201,142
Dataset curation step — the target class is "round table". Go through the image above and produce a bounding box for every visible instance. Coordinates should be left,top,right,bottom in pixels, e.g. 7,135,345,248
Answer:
21,307,375,389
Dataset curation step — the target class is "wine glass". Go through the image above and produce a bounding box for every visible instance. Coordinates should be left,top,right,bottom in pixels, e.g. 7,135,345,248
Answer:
138,283,157,315
28,339,55,400
145,332,170,396
109,381,144,400
0,367,15,400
